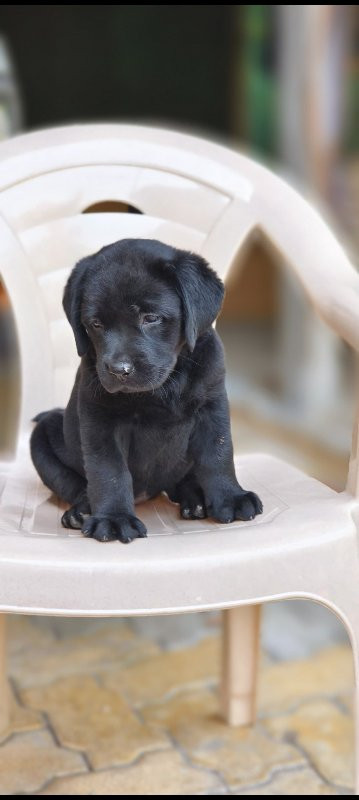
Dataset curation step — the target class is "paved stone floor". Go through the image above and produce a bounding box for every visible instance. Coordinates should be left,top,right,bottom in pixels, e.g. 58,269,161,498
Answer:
0,611,355,795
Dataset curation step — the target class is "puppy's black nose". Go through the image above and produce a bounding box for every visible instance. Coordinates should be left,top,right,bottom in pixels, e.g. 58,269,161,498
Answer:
105,360,134,379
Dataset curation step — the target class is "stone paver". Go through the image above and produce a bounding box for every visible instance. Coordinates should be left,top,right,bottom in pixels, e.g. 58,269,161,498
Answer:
258,644,353,715
0,616,355,795
338,692,354,714
103,634,220,707
8,616,56,658
142,688,306,789
21,675,169,770
0,729,86,795
0,686,44,743
235,765,338,794
264,699,354,790
37,749,220,795
10,620,159,690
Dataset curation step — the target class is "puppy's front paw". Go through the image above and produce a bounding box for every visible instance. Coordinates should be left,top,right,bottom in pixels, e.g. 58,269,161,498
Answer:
209,490,263,524
82,513,147,543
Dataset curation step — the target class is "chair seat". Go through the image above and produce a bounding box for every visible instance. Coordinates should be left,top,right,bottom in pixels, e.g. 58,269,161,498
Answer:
0,448,357,617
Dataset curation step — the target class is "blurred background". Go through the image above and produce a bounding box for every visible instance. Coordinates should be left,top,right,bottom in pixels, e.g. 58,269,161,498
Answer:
0,4,358,658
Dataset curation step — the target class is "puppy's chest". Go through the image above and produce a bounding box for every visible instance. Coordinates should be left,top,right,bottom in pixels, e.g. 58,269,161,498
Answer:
129,414,191,460
126,411,193,478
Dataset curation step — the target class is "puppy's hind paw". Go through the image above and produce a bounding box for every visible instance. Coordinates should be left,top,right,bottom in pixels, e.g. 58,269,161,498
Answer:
172,483,207,520
81,513,147,543
61,500,91,530
181,501,207,520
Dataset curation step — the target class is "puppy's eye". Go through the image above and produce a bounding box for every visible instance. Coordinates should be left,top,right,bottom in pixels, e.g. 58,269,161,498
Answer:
90,319,104,330
141,313,161,325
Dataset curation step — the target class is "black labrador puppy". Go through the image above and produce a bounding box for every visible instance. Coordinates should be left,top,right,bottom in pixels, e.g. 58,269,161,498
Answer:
30,239,262,542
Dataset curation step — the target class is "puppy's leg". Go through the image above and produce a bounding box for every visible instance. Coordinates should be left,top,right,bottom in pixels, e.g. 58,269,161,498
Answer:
30,410,87,505
79,406,147,543
167,472,207,519
189,391,263,523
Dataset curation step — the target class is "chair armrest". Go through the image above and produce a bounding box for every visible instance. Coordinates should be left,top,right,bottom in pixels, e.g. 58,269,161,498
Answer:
202,175,359,352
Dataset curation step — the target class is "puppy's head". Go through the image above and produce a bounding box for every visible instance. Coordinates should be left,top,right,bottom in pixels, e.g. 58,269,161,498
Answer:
63,238,224,394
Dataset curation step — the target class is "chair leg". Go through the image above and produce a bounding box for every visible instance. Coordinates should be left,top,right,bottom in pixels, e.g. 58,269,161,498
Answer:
332,595,359,795
0,614,9,735
220,604,261,726
348,620,359,796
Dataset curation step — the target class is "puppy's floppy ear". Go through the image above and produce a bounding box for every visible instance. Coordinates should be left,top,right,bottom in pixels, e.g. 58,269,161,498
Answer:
62,257,90,356
172,252,225,351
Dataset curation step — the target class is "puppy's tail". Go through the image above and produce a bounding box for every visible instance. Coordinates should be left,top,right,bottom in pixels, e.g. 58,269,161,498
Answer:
30,408,86,505
32,408,63,424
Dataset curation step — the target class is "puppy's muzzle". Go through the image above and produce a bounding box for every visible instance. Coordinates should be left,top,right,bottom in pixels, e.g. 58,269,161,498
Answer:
105,359,134,381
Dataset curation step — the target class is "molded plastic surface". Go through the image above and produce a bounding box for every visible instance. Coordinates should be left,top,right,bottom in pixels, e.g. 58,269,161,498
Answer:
0,125,358,630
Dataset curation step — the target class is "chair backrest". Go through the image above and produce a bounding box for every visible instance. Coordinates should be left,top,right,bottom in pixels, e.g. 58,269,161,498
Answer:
0,124,358,481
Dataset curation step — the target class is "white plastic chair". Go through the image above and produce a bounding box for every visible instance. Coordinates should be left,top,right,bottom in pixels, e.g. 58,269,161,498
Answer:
0,124,359,791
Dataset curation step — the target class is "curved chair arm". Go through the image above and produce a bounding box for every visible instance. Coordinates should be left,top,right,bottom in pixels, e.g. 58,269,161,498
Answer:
202,196,359,354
